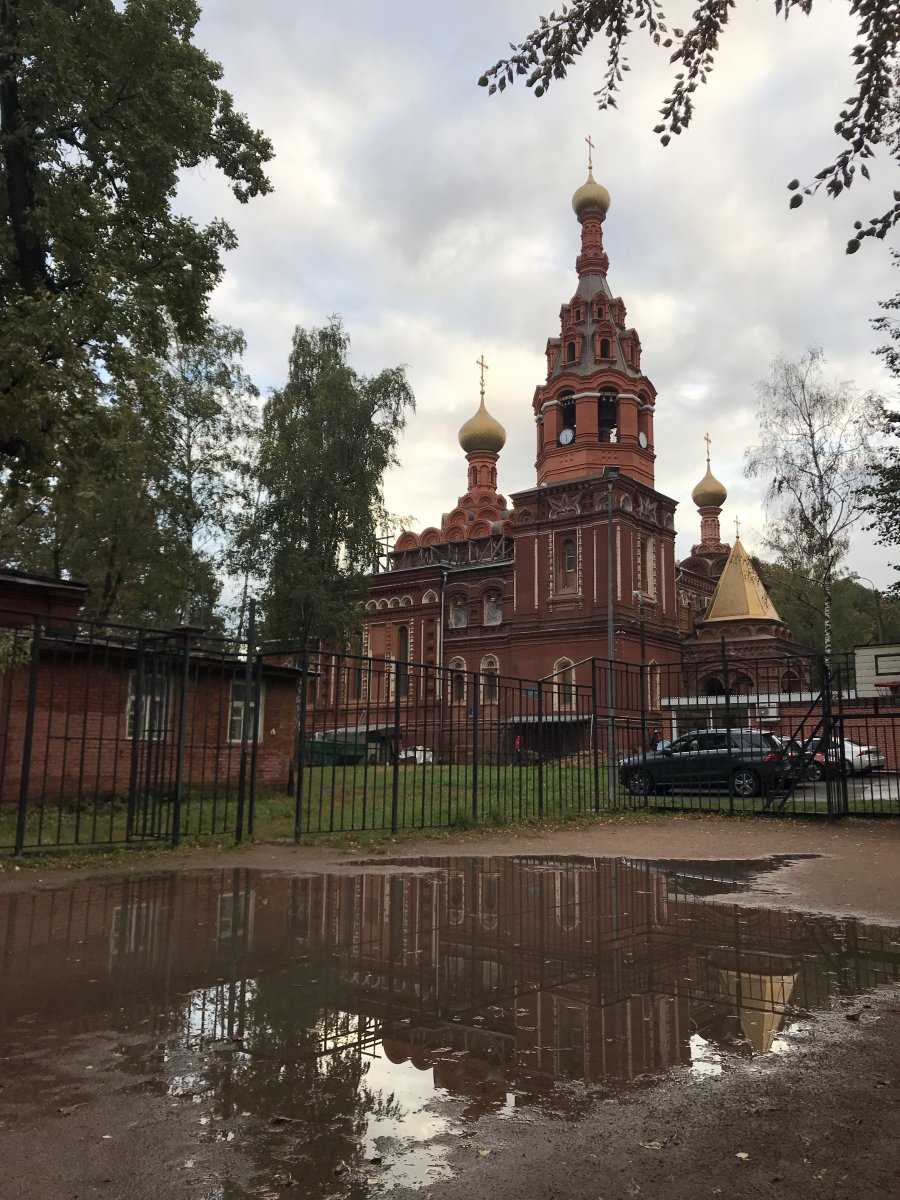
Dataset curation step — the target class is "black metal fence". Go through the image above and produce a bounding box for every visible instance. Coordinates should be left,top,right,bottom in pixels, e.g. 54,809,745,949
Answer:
1,609,899,854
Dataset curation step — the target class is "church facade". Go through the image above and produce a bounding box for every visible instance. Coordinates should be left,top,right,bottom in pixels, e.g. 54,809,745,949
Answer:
361,169,797,712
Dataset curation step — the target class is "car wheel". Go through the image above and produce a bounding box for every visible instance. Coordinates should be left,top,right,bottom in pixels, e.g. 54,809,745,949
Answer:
732,768,761,798
626,769,654,797
808,761,825,783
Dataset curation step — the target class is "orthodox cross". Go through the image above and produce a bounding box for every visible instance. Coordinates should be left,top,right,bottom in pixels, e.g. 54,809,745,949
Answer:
476,354,489,403
734,515,741,540
585,134,595,172
704,431,712,466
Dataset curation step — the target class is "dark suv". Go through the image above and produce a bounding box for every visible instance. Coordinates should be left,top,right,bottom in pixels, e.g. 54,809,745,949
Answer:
619,729,792,799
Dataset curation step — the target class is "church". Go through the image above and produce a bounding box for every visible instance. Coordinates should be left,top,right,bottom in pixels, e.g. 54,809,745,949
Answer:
361,164,799,712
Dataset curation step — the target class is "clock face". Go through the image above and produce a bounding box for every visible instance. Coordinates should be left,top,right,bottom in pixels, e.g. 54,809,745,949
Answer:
559,427,575,446
638,431,648,449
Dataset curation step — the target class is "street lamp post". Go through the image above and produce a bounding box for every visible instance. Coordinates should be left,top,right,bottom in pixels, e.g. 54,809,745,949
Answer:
604,467,620,794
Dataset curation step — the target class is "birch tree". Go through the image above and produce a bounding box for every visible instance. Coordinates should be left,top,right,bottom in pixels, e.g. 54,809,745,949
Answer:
746,350,879,655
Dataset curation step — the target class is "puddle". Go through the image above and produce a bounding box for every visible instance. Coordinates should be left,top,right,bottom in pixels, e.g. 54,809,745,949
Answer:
1,855,898,1196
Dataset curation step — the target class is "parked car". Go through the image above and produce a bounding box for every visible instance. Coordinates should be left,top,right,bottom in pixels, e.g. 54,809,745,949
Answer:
619,728,792,798
801,736,885,780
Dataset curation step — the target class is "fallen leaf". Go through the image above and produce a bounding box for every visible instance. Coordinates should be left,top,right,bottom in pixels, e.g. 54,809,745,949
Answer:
736,1151,750,1161
58,1104,84,1116
639,1141,663,1151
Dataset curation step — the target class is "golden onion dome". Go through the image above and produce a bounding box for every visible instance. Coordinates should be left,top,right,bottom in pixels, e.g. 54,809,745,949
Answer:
458,398,506,455
572,170,611,219
692,465,728,509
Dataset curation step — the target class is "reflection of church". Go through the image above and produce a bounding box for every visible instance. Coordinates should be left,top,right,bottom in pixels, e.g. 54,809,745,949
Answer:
362,164,801,706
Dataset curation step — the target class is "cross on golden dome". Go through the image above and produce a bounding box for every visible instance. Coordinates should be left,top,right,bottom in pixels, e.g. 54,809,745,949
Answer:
704,431,712,466
476,354,489,402
585,134,595,172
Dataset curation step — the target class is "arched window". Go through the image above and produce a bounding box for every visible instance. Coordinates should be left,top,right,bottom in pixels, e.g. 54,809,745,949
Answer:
554,658,576,712
557,537,577,593
600,337,611,359
396,625,409,699
448,596,468,629
481,655,500,704
483,592,502,626
448,657,466,704
421,589,438,605
732,673,754,695
559,389,576,436
594,300,605,321
598,388,617,443
703,676,724,696
781,669,801,693
566,340,577,363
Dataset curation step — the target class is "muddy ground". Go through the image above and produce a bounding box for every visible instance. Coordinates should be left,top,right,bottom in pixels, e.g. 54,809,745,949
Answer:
1,815,898,1200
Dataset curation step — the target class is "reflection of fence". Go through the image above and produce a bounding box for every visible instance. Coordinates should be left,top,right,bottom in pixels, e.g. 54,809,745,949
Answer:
2,611,900,855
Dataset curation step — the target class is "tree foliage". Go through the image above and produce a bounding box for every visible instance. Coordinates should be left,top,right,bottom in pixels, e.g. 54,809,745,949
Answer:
0,0,273,489
756,558,900,651
0,322,257,626
244,318,414,647
745,350,880,654
864,249,900,588
478,0,900,252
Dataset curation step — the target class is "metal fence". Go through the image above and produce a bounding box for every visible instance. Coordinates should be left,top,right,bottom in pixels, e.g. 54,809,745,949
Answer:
1,609,899,854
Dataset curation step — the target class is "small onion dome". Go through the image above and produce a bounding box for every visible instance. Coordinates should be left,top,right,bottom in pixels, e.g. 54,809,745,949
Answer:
572,170,611,219
458,398,506,454
691,465,728,508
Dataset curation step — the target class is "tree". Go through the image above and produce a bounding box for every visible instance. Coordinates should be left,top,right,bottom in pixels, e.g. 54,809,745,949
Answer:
245,317,414,647
0,0,273,493
0,322,257,627
155,324,259,625
478,0,900,253
864,249,900,588
746,350,880,655
755,558,900,651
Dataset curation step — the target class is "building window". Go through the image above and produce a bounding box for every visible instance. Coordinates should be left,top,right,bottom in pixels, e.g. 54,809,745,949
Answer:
554,658,576,712
448,596,468,629
448,657,466,704
559,389,576,435
556,536,578,594
566,340,576,363
126,673,170,741
396,625,409,699
481,656,500,704
732,673,754,695
598,389,617,442
600,337,611,359
484,592,502,626
422,589,438,605
229,679,264,744
702,676,724,696
781,670,801,693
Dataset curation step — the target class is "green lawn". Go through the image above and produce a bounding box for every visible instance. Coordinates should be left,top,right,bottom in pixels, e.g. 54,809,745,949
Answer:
2,763,896,855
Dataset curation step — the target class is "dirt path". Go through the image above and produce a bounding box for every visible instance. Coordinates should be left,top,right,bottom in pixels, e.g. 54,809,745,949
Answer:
3,814,900,922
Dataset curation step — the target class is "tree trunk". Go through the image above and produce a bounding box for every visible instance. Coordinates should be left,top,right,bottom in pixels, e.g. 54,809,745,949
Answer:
0,0,47,292
823,578,833,659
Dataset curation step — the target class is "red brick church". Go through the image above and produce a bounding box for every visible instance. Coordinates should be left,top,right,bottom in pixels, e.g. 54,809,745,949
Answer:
362,166,798,710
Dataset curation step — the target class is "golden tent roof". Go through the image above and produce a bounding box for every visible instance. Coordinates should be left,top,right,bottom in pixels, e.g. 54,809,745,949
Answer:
704,537,782,623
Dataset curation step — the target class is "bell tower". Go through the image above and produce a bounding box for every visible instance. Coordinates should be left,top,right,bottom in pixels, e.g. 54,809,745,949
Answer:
533,166,657,489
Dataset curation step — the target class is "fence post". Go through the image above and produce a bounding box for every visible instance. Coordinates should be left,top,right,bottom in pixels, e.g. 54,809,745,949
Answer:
537,679,545,821
821,656,836,818
391,665,401,834
590,659,601,811
721,637,734,815
13,623,40,857
471,671,480,823
235,601,256,844
171,626,194,848
126,631,144,841
294,651,309,841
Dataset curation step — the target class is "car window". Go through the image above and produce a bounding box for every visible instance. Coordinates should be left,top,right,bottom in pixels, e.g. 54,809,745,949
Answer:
700,733,730,750
672,736,700,753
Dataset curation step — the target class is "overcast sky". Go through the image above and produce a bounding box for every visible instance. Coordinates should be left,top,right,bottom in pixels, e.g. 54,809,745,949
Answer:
183,0,898,585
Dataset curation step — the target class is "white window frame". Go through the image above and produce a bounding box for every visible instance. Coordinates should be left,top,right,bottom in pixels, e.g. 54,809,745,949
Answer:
125,672,170,741
228,678,265,745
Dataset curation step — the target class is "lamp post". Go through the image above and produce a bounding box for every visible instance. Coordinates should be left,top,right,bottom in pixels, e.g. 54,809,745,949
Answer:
604,466,620,792
854,575,884,643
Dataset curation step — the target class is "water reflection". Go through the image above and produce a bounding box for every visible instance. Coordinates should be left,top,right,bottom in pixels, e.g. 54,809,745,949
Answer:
1,856,898,1195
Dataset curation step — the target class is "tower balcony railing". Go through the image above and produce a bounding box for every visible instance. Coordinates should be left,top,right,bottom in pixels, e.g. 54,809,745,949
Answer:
375,533,514,575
